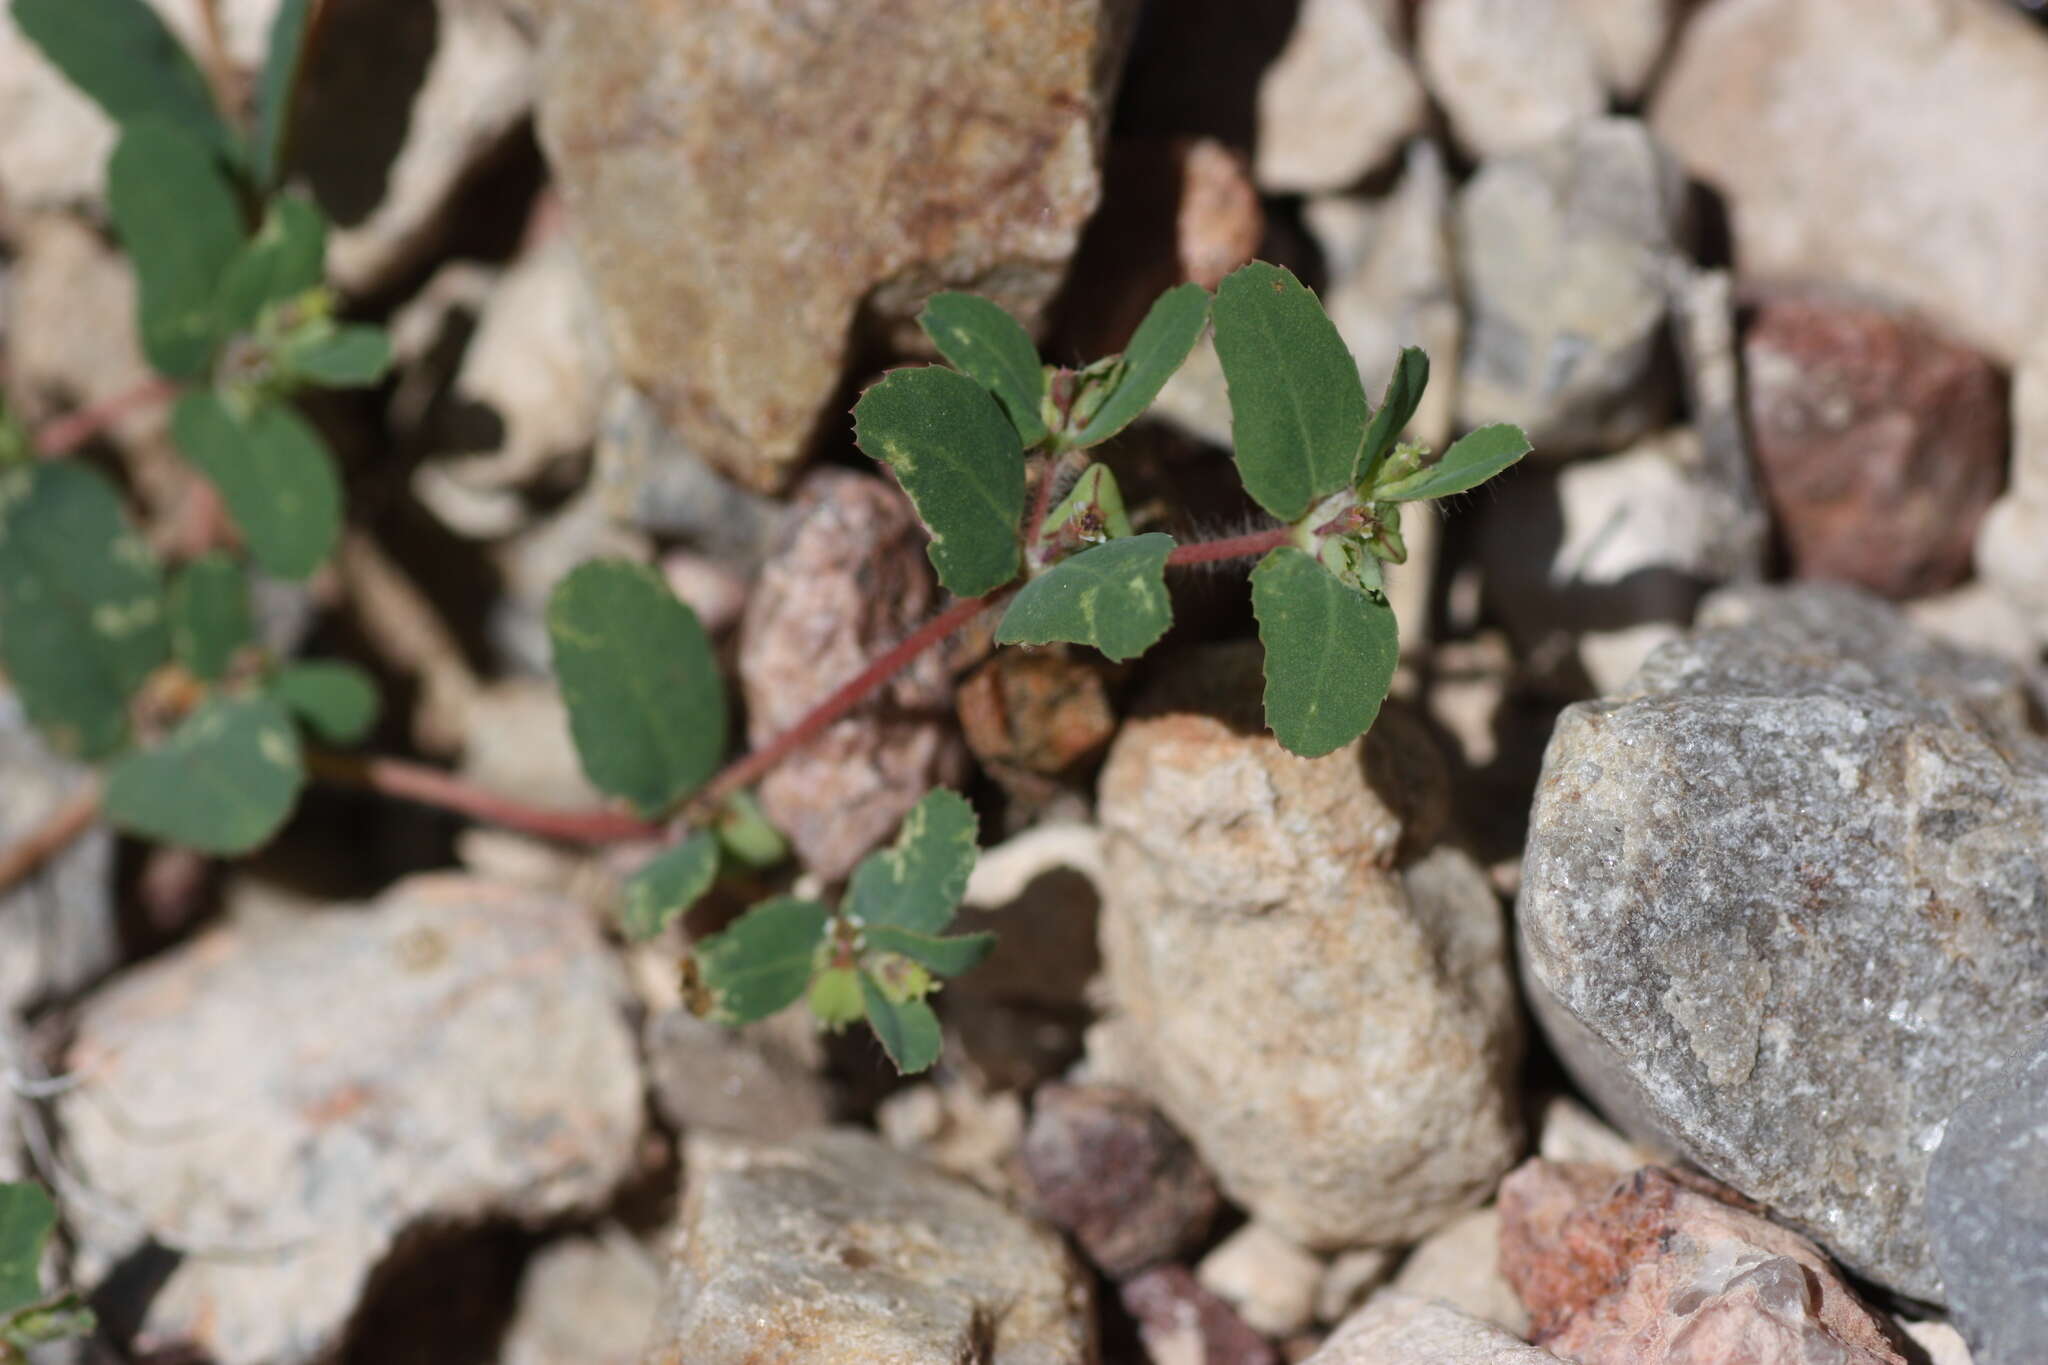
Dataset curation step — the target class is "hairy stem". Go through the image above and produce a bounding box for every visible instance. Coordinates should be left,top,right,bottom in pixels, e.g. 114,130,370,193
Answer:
34,378,179,457
0,784,101,898
303,750,658,844
1166,524,1291,566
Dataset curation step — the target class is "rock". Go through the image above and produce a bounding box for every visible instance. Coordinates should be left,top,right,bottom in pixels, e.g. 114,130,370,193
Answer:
1198,1223,1323,1339
1537,1095,1663,1171
1252,0,1426,193
1973,336,2048,643
1120,1265,1280,1365
1744,295,2006,599
876,1077,1027,1197
531,0,1137,491
1902,1320,1977,1365
1498,1161,1910,1365
503,1231,665,1365
1904,582,2044,673
1516,582,2048,1300
1667,265,1771,585
1418,0,1604,160
1176,138,1266,291
1562,0,1675,100
1020,1082,1219,1279
955,649,1119,788
1384,1206,1530,1339
1093,644,1522,1251
0,0,114,211
1314,1248,1396,1327
458,678,604,810
1455,118,1691,455
1650,0,2048,367
59,874,643,1365
0,693,117,1015
643,1008,831,1142
1309,1292,1561,1364
591,384,785,566
647,1127,1096,1365
487,485,650,677
1925,1026,2048,1365
738,469,965,879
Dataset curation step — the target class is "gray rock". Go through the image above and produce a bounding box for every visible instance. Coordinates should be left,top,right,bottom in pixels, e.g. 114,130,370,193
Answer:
591,385,783,568
1253,0,1426,193
1310,1291,1562,1364
1517,582,2048,1300
643,1008,831,1142
647,1127,1096,1365
1455,118,1691,455
0,693,116,1016
503,1230,665,1365
1926,1027,2048,1365
60,875,643,1364
1418,0,1604,160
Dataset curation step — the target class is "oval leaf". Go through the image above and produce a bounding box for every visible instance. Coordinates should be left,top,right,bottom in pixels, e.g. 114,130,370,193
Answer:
1212,262,1368,521
1251,547,1398,758
994,532,1175,663
1372,423,1532,503
845,788,978,935
1070,282,1210,449
1354,346,1429,485
12,0,236,158
852,366,1025,596
859,973,942,1073
168,552,251,681
619,830,721,942
108,122,248,380
864,925,996,978
215,195,328,333
693,896,829,1024
279,324,392,389
919,292,1048,448
172,394,343,580
252,0,315,189
547,558,727,817
0,1182,55,1318
269,660,379,744
103,695,304,854
0,462,168,758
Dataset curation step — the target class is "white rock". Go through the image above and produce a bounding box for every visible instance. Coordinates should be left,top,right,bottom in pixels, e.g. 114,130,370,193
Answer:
457,678,604,810
1316,1247,1397,1326
1562,0,1675,99
1197,1222,1323,1338
1536,1095,1664,1170
0,692,117,1016
1975,336,2048,646
1419,0,1604,159
1254,0,1426,193
1902,1319,1976,1365
1385,1205,1530,1339
876,1079,1027,1197
1311,1291,1561,1363
503,1231,664,1365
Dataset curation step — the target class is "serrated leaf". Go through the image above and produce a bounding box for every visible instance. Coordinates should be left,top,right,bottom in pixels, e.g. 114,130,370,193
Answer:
1372,423,1532,503
1251,547,1398,758
0,462,168,759
12,0,235,158
1354,346,1429,485
216,195,327,332
0,1182,55,1319
865,925,996,978
252,0,315,189
279,324,392,389
172,394,342,580
1035,463,1132,545
168,552,251,681
844,789,978,935
1213,262,1368,521
103,695,303,853
547,558,727,817
919,292,1048,448
994,532,1174,663
1070,282,1210,449
853,367,1025,596
108,122,248,380
619,831,721,942
860,973,942,1073
807,967,864,1030
693,896,829,1024
269,660,379,744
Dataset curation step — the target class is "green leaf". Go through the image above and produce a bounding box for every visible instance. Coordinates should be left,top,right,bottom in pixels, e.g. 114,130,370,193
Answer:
103,695,304,854
11,0,236,158
859,973,943,1073
269,660,379,744
107,122,248,380
171,393,342,580
714,791,788,869
278,324,392,389
1,1295,95,1351
693,896,829,1024
919,292,1048,448
0,462,168,758
619,831,721,942
546,559,727,817
1354,346,1429,485
0,397,31,467
865,925,996,978
252,0,315,189
0,1183,55,1319
1251,547,1398,758
994,533,1174,663
807,967,864,1030
1070,282,1210,449
215,195,327,333
1372,423,1532,503
852,367,1025,596
844,789,978,934
1035,463,1132,545
167,552,251,681
1212,262,1368,521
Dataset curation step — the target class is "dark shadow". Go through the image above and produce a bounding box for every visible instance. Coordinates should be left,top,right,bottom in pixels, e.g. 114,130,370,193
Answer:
88,1240,183,1354
289,0,440,228
1113,0,1303,153
340,1219,538,1365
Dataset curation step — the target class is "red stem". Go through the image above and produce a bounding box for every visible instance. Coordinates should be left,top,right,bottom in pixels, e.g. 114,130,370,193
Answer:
34,377,179,457
303,750,658,844
1166,525,1291,566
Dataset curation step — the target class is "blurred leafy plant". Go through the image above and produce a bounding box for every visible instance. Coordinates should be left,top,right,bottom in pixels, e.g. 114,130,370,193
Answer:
0,1181,94,1361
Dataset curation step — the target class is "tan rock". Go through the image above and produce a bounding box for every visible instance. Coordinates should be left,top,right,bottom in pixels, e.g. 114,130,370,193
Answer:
1386,1205,1530,1339
1253,0,1426,193
1419,0,1604,159
1199,1222,1324,1338
1562,0,1675,100
503,1230,664,1365
1310,1292,1562,1364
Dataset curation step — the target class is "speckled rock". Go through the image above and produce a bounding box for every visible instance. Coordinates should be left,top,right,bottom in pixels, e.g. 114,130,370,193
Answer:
1419,0,1603,159
1925,1026,2048,1365
643,1008,832,1142
1021,1082,1218,1278
1252,0,1425,193
532,0,1136,490
59,875,643,1365
1517,583,2048,1300
503,1231,665,1365
1120,1265,1279,1365
647,1127,1096,1365
1310,1292,1562,1364
0,692,116,1015
1093,644,1523,1251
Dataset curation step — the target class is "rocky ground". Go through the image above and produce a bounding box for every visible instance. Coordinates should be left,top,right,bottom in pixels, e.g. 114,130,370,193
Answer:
0,0,2044,1362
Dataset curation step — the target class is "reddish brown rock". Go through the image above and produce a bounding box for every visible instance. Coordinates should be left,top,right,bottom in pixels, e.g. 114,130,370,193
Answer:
956,649,1118,784
1744,296,2007,599
1121,1265,1281,1365
1498,1160,1911,1365
1021,1082,1219,1278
